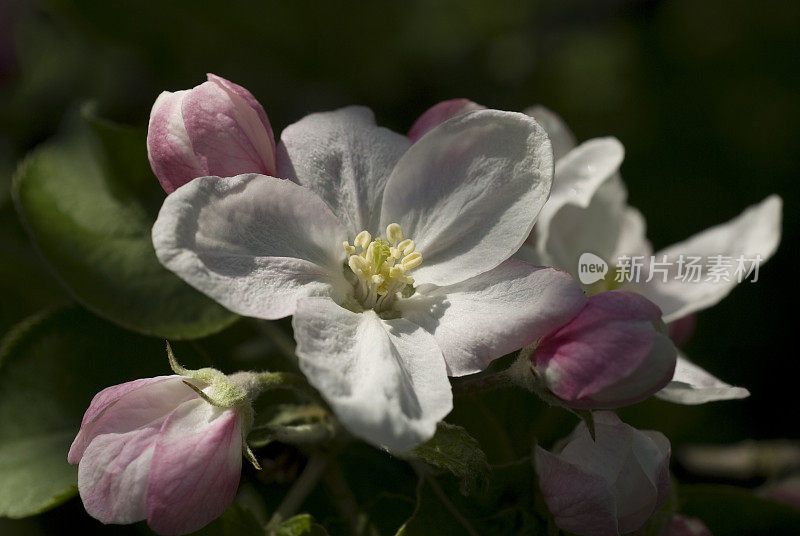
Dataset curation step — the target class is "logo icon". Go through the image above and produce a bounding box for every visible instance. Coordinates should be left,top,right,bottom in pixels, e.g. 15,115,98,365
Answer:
578,252,608,285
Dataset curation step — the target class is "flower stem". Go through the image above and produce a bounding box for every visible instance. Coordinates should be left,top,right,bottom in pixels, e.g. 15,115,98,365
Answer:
266,451,329,530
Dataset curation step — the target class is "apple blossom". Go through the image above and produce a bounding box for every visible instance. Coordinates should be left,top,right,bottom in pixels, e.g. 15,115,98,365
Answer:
535,412,671,536
662,515,714,536
147,73,276,193
408,101,782,406
407,98,484,143
521,290,676,410
68,349,268,535
152,106,587,452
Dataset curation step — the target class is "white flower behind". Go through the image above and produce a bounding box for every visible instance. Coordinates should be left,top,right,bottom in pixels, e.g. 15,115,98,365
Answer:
152,107,587,451
515,107,782,405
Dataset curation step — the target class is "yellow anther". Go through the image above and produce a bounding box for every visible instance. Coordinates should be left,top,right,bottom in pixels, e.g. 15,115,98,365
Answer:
397,239,415,255
389,265,405,280
348,255,369,276
386,223,404,245
354,231,372,249
402,252,423,270
344,226,422,311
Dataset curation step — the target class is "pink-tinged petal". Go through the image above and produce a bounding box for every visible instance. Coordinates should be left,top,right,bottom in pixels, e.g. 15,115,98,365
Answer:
655,352,750,405
532,291,676,409
662,515,714,536
535,446,618,536
407,99,485,143
152,174,351,320
398,260,587,376
759,474,800,510
276,106,411,236
668,314,697,346
381,110,553,287
523,105,577,161
181,76,275,179
146,400,243,535
292,297,452,452
537,412,671,536
69,376,195,463
147,91,206,194
77,420,162,524
206,73,275,145
638,195,782,323
147,75,276,194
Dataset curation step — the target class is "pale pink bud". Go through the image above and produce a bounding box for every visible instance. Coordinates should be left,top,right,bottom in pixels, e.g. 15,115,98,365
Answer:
529,290,677,409
147,73,276,193
662,514,714,536
407,98,485,143
68,376,245,535
534,412,671,536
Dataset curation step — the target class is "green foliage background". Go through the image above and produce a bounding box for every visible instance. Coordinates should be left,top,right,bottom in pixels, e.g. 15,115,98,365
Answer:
0,0,798,534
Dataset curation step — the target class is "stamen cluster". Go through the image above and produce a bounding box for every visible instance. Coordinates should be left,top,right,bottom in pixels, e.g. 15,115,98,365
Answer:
343,223,422,311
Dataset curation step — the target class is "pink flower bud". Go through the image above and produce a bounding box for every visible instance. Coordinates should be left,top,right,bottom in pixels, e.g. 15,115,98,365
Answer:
147,73,276,193
407,98,485,143
528,290,677,409
68,375,245,535
535,412,671,536
663,514,714,536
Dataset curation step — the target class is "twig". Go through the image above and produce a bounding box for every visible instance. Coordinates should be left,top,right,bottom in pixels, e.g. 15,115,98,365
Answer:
410,461,480,536
266,451,329,530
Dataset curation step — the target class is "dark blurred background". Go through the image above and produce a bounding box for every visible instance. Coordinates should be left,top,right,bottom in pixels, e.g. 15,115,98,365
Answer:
0,0,797,474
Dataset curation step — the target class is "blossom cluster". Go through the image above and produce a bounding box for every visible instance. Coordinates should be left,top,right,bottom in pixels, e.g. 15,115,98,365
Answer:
67,75,782,535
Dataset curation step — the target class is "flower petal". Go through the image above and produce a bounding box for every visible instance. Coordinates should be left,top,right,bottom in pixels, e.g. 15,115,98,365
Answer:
147,91,206,193
398,259,587,376
292,297,452,452
407,99,485,143
276,106,411,235
181,75,276,178
152,174,350,320
77,423,161,525
638,195,782,322
69,376,194,464
534,445,618,536
523,105,577,161
146,400,243,535
531,138,624,267
655,352,750,405
380,110,553,286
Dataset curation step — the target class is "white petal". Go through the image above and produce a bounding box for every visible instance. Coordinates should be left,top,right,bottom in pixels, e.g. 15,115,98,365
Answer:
398,260,587,376
532,138,625,270
291,297,452,452
638,195,782,322
276,106,411,236
152,174,351,320
523,105,577,161
655,352,750,405
380,110,553,286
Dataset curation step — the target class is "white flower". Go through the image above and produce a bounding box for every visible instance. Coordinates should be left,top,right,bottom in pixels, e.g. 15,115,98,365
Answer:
515,107,783,405
152,107,587,452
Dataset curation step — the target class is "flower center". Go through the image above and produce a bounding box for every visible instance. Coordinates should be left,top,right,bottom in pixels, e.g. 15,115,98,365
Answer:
342,223,422,312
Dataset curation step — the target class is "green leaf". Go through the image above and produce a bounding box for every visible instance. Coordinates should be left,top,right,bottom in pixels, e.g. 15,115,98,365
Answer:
408,422,490,495
273,514,329,536
398,459,545,536
12,107,237,339
0,307,172,518
679,484,800,535
190,502,265,536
